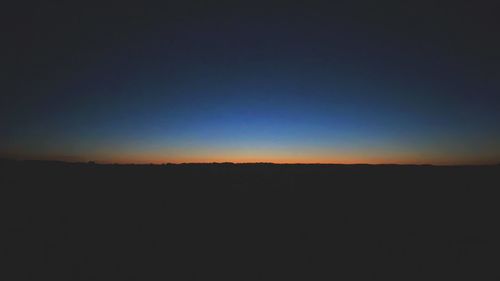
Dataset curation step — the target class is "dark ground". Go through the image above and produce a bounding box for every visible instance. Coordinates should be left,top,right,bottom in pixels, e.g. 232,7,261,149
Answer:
2,159,500,280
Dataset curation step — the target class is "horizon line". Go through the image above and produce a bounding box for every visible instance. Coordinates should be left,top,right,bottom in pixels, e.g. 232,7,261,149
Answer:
2,158,499,167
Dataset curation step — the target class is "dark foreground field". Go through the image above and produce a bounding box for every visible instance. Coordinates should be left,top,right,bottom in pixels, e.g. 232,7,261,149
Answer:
2,160,500,280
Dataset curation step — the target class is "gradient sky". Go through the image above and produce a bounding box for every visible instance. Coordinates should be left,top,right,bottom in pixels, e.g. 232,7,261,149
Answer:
2,1,500,164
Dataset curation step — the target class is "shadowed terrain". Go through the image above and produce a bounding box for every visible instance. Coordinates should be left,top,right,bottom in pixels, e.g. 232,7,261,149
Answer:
2,160,500,280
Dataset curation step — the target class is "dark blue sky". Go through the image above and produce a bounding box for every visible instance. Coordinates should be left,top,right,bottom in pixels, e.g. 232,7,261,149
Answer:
2,1,499,163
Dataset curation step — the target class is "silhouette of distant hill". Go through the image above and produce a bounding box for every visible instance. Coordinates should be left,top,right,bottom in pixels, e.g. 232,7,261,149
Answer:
2,158,498,166
2,159,500,279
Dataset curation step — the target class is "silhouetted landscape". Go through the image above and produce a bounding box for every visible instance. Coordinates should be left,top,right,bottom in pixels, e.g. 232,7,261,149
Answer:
3,1,500,279
3,159,500,279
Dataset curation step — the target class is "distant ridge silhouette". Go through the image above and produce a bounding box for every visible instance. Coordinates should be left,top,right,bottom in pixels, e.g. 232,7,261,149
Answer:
2,158,499,167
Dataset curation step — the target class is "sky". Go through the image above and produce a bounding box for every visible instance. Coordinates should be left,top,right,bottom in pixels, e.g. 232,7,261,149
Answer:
2,1,500,164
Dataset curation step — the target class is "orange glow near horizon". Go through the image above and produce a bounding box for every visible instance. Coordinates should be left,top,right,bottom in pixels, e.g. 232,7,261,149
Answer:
4,147,497,166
